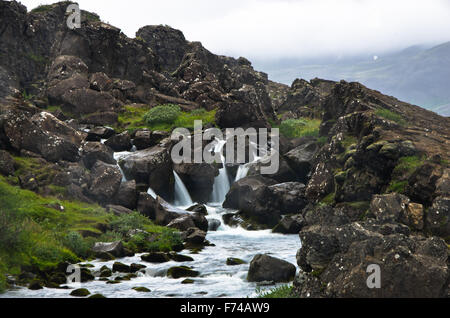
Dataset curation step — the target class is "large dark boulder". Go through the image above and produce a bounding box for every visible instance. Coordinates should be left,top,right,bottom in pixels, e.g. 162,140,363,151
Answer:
223,175,279,227
104,131,132,152
61,88,122,116
88,161,122,204
81,141,115,168
119,146,174,199
247,254,296,283
2,110,84,162
285,139,320,182
114,180,137,210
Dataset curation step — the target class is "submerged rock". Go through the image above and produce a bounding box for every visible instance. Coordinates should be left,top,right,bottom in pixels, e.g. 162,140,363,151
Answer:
167,266,200,279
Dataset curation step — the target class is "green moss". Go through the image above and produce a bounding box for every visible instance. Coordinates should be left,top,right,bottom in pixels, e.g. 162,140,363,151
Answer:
387,180,408,193
30,4,53,14
321,192,336,205
375,109,406,126
393,156,425,176
118,104,216,133
256,285,296,298
276,118,321,138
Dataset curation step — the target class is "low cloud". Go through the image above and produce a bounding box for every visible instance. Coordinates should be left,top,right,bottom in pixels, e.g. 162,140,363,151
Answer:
20,0,450,59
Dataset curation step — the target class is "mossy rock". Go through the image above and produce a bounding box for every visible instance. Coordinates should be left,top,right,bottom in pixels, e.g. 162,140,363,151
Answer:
181,279,195,284
226,257,246,266
70,288,91,297
141,252,170,263
167,266,200,279
100,269,112,278
169,253,194,262
112,262,131,273
28,280,43,290
133,287,151,293
89,294,106,298
106,280,121,284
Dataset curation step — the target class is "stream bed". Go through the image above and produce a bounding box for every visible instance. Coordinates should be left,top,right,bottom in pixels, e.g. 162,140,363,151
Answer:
1,205,300,298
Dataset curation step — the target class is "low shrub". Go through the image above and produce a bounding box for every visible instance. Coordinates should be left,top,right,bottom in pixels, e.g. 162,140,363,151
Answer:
143,104,181,125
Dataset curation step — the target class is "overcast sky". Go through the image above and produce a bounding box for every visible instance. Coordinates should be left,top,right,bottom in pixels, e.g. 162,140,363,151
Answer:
18,0,450,60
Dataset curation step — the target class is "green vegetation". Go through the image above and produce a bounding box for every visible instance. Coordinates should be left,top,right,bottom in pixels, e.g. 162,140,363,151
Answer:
0,176,181,292
30,4,53,14
321,192,336,205
118,104,216,133
387,156,425,194
256,284,295,298
375,109,406,126
275,118,321,138
392,156,425,178
144,104,182,126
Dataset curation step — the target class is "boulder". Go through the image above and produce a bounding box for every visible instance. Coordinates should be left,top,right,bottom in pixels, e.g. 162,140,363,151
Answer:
70,288,91,297
208,219,221,231
89,72,113,92
285,139,320,182
112,262,132,273
141,252,170,263
92,241,125,258
223,176,285,228
272,215,305,234
185,227,206,245
167,266,200,279
226,257,246,266
187,204,208,215
85,126,115,142
2,110,84,162
247,254,296,283
81,141,115,169
61,88,121,115
167,215,195,231
104,131,132,152
119,146,173,199
426,196,450,238
88,161,122,203
114,180,137,210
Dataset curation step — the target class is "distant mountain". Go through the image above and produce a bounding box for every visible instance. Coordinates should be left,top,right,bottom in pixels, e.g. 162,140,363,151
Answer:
253,42,450,116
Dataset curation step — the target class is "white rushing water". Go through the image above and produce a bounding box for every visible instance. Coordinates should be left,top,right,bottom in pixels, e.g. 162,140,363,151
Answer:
0,148,301,298
113,151,132,182
173,171,194,207
210,139,231,204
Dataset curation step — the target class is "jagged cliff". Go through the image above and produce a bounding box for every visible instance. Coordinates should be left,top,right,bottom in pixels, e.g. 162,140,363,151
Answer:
0,1,449,297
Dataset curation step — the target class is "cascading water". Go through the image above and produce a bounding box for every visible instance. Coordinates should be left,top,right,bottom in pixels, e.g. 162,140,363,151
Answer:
147,187,157,199
210,139,231,204
114,151,132,182
173,171,194,207
2,140,301,299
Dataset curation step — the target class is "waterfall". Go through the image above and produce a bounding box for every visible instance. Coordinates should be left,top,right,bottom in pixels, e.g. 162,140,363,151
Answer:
173,171,194,207
235,165,250,182
147,187,157,199
210,139,231,204
114,151,131,182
